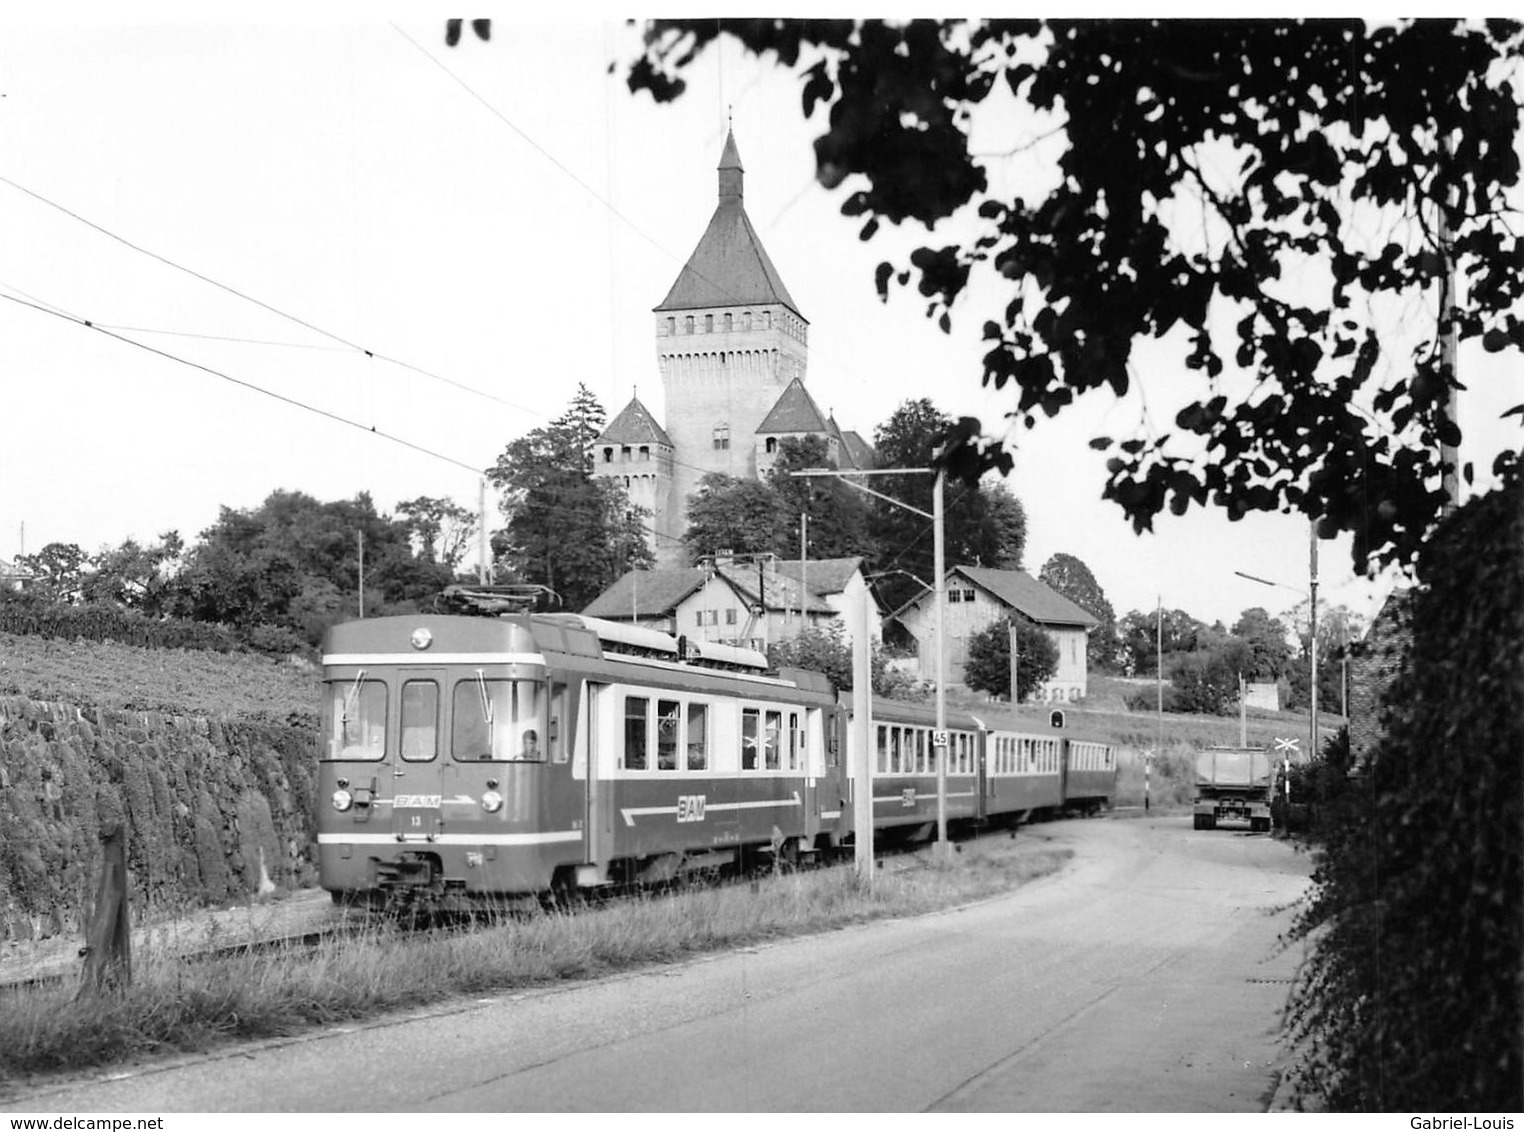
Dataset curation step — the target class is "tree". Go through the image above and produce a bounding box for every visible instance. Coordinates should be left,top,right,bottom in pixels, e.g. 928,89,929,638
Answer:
623,19,1524,573
963,616,1058,702
766,622,915,697
1117,607,1206,677
1232,606,1293,682
487,384,651,610
173,490,450,642
869,398,1027,612
682,474,787,562
1038,553,1117,670
14,542,89,605
767,436,875,560
396,495,476,571
1167,632,1254,714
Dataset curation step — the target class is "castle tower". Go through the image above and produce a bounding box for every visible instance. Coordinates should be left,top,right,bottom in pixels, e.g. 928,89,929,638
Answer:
589,395,674,552
652,130,809,564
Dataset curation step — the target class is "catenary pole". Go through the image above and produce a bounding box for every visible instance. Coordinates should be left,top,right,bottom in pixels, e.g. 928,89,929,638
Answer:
851,585,874,884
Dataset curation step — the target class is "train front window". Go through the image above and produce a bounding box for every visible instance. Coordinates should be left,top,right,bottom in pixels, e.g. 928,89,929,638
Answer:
451,676,546,762
324,676,387,760
400,681,438,761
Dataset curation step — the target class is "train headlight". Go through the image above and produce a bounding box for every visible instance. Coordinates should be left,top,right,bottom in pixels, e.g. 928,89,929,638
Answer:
331,788,354,812
480,790,503,813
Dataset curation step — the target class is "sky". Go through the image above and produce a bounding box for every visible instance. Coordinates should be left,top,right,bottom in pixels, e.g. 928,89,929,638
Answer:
1,14,1518,633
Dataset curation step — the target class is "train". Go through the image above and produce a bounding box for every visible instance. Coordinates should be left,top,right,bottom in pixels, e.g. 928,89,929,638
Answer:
316,605,1117,910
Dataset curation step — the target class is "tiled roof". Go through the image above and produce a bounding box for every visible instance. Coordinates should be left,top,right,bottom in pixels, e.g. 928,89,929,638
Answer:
597,397,673,447
757,379,829,435
890,569,1098,628
581,569,707,619
773,557,862,596
654,131,803,317
953,567,1100,628
715,564,834,615
840,430,875,470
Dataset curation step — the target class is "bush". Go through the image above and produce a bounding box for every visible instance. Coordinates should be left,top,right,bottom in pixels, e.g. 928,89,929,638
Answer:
0,593,243,653
1286,480,1523,1110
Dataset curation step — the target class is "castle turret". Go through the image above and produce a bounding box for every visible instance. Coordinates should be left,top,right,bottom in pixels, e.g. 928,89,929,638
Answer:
590,395,674,550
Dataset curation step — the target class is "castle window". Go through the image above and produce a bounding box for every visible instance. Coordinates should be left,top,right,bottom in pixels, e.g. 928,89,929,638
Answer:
602,447,613,463
705,314,714,333
666,317,675,336
639,446,650,461
621,446,631,460
713,423,730,451
764,311,772,329
765,437,777,454
743,312,752,331
724,313,733,331
685,315,694,334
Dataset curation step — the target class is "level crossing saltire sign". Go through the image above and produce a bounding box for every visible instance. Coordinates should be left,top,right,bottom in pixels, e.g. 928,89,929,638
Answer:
1274,737,1300,755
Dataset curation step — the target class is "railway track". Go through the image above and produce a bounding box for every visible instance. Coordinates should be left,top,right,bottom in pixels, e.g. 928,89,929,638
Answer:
0,820,1072,998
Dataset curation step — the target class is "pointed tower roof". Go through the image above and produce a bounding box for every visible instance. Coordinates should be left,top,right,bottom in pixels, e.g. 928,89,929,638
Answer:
596,396,673,447
655,130,805,318
756,378,830,435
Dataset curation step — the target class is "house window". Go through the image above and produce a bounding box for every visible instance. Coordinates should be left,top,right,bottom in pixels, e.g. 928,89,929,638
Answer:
962,588,975,602
725,608,736,625
948,590,962,604
713,423,730,450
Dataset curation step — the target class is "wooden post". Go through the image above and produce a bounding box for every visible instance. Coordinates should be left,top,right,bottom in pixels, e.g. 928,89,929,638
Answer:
78,815,132,998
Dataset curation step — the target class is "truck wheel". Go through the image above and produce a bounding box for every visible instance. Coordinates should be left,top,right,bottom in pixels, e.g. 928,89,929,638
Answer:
1192,814,1206,830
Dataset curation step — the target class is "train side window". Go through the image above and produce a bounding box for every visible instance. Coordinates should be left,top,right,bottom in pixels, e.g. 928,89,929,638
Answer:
624,696,649,770
400,680,438,762
686,702,709,770
325,677,387,760
657,700,680,770
788,712,803,771
764,710,782,770
875,725,888,774
741,708,760,770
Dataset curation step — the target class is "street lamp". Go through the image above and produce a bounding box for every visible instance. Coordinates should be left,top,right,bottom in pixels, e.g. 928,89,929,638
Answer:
791,466,949,862
1234,524,1320,762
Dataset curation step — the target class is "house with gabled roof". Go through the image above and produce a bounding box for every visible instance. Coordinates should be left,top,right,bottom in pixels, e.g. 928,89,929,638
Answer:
581,555,876,655
590,129,874,566
890,565,1100,702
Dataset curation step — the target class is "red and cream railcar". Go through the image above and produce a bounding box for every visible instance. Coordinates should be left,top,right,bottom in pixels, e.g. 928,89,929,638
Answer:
980,726,1066,825
1061,739,1117,815
317,612,844,909
835,697,983,846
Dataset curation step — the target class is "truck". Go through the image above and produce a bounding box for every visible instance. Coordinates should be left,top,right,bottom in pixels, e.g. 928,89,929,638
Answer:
1193,746,1275,832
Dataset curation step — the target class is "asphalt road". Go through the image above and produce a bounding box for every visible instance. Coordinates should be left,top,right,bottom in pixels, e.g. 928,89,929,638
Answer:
3,814,1314,1112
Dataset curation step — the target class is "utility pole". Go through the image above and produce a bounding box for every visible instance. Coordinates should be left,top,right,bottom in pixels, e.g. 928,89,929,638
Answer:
1309,524,1319,763
478,476,490,585
851,586,874,884
792,466,949,858
357,530,365,619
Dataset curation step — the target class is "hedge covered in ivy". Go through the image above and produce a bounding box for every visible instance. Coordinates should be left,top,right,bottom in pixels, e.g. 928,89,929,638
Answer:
0,697,319,943
1286,480,1522,1110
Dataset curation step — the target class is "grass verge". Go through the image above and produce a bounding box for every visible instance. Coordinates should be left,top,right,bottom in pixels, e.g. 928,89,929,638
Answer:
0,835,1068,1085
